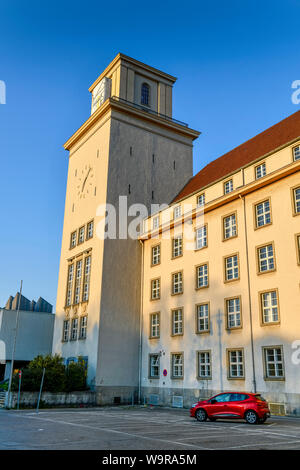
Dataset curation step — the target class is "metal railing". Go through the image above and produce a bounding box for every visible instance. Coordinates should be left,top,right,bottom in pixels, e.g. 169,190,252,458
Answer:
111,96,188,128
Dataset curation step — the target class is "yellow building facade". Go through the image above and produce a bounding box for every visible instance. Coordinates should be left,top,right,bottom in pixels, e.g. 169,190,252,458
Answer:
140,116,300,414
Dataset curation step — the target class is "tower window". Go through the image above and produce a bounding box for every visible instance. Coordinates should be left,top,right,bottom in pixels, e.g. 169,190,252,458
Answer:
130,146,133,156
141,83,150,106
128,184,131,194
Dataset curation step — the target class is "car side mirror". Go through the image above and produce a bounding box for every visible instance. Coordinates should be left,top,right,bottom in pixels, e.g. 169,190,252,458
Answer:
211,399,217,404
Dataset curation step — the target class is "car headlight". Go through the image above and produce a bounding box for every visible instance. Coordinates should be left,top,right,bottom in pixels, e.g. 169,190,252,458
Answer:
191,403,198,408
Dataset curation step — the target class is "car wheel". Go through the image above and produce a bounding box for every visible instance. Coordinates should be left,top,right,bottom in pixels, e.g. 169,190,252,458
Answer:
245,410,258,424
195,408,207,422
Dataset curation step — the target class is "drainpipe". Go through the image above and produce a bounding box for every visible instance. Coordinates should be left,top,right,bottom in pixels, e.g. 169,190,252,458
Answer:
138,239,144,404
239,193,257,393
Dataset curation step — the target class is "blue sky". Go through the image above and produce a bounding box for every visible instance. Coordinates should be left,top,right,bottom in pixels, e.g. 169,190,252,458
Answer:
0,0,300,308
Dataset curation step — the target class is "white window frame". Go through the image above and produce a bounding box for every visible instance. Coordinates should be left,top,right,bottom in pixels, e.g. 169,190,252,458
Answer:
264,347,284,378
223,213,237,239
149,354,160,378
196,303,209,332
151,279,160,300
255,162,266,179
261,291,279,323
86,221,94,240
62,319,70,342
172,235,183,258
66,264,74,307
173,205,181,219
151,244,161,265
293,146,300,161
228,349,244,378
225,255,239,281
198,351,211,378
255,200,271,228
152,215,160,230
70,231,77,248
226,297,241,329
197,193,205,207
258,244,275,273
172,353,183,378
82,256,91,302
196,264,208,288
74,259,83,304
172,308,183,335
70,317,78,341
224,179,233,194
78,226,85,244
150,313,160,338
195,225,207,250
79,316,87,339
172,272,183,295
294,187,300,214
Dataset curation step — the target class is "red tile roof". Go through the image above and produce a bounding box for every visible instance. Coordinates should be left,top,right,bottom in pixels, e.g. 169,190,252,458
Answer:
173,110,300,203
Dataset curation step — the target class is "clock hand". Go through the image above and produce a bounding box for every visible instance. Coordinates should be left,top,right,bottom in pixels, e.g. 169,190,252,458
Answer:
81,168,91,192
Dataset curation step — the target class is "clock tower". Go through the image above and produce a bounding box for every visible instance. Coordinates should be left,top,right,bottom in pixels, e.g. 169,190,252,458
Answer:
52,53,200,404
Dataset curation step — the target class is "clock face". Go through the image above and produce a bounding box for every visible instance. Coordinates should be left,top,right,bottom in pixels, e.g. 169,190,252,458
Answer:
77,165,94,199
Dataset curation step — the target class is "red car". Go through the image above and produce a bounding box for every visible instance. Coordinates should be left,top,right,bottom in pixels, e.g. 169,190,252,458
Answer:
190,392,270,424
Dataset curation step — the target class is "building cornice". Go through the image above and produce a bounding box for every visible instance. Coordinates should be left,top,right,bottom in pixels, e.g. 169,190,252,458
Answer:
64,97,200,151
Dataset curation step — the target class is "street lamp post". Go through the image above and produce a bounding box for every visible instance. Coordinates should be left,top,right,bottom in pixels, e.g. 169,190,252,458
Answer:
7,280,23,408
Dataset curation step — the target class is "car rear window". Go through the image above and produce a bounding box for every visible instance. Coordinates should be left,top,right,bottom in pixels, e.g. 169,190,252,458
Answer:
255,394,267,402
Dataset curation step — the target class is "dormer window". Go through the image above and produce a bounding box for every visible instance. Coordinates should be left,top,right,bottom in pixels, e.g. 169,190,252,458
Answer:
141,83,150,106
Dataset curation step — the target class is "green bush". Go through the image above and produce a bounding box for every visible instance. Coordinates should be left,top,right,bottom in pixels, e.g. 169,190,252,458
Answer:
11,354,87,393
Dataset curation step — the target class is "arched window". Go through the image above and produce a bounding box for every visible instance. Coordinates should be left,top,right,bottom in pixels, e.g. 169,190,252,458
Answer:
141,83,150,106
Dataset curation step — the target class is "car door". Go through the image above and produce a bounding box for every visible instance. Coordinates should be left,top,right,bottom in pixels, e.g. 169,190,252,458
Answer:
207,393,232,417
228,393,249,418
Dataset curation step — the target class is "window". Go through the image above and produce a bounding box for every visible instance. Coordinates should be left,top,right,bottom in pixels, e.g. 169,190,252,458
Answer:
196,263,208,289
224,254,239,281
66,264,74,307
255,200,271,228
260,290,279,324
296,234,300,264
257,244,275,273
255,162,266,179
78,226,85,244
74,260,83,304
224,179,233,194
82,256,91,302
173,205,181,219
152,215,159,230
197,193,205,207
171,353,183,378
150,313,160,338
149,354,160,378
172,272,183,295
196,303,209,333
195,225,207,250
79,316,87,339
293,146,300,161
228,349,244,378
70,231,77,249
172,235,183,258
151,278,160,300
172,308,183,335
293,187,300,214
70,318,78,341
62,320,70,342
226,297,241,329
141,83,150,106
86,221,94,240
223,213,237,239
197,351,211,378
263,347,284,379
151,244,161,266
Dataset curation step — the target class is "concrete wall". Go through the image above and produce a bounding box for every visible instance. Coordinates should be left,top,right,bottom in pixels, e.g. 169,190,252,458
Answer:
8,391,97,408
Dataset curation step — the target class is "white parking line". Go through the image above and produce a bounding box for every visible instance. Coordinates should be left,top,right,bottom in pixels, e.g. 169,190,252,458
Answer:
23,414,211,450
